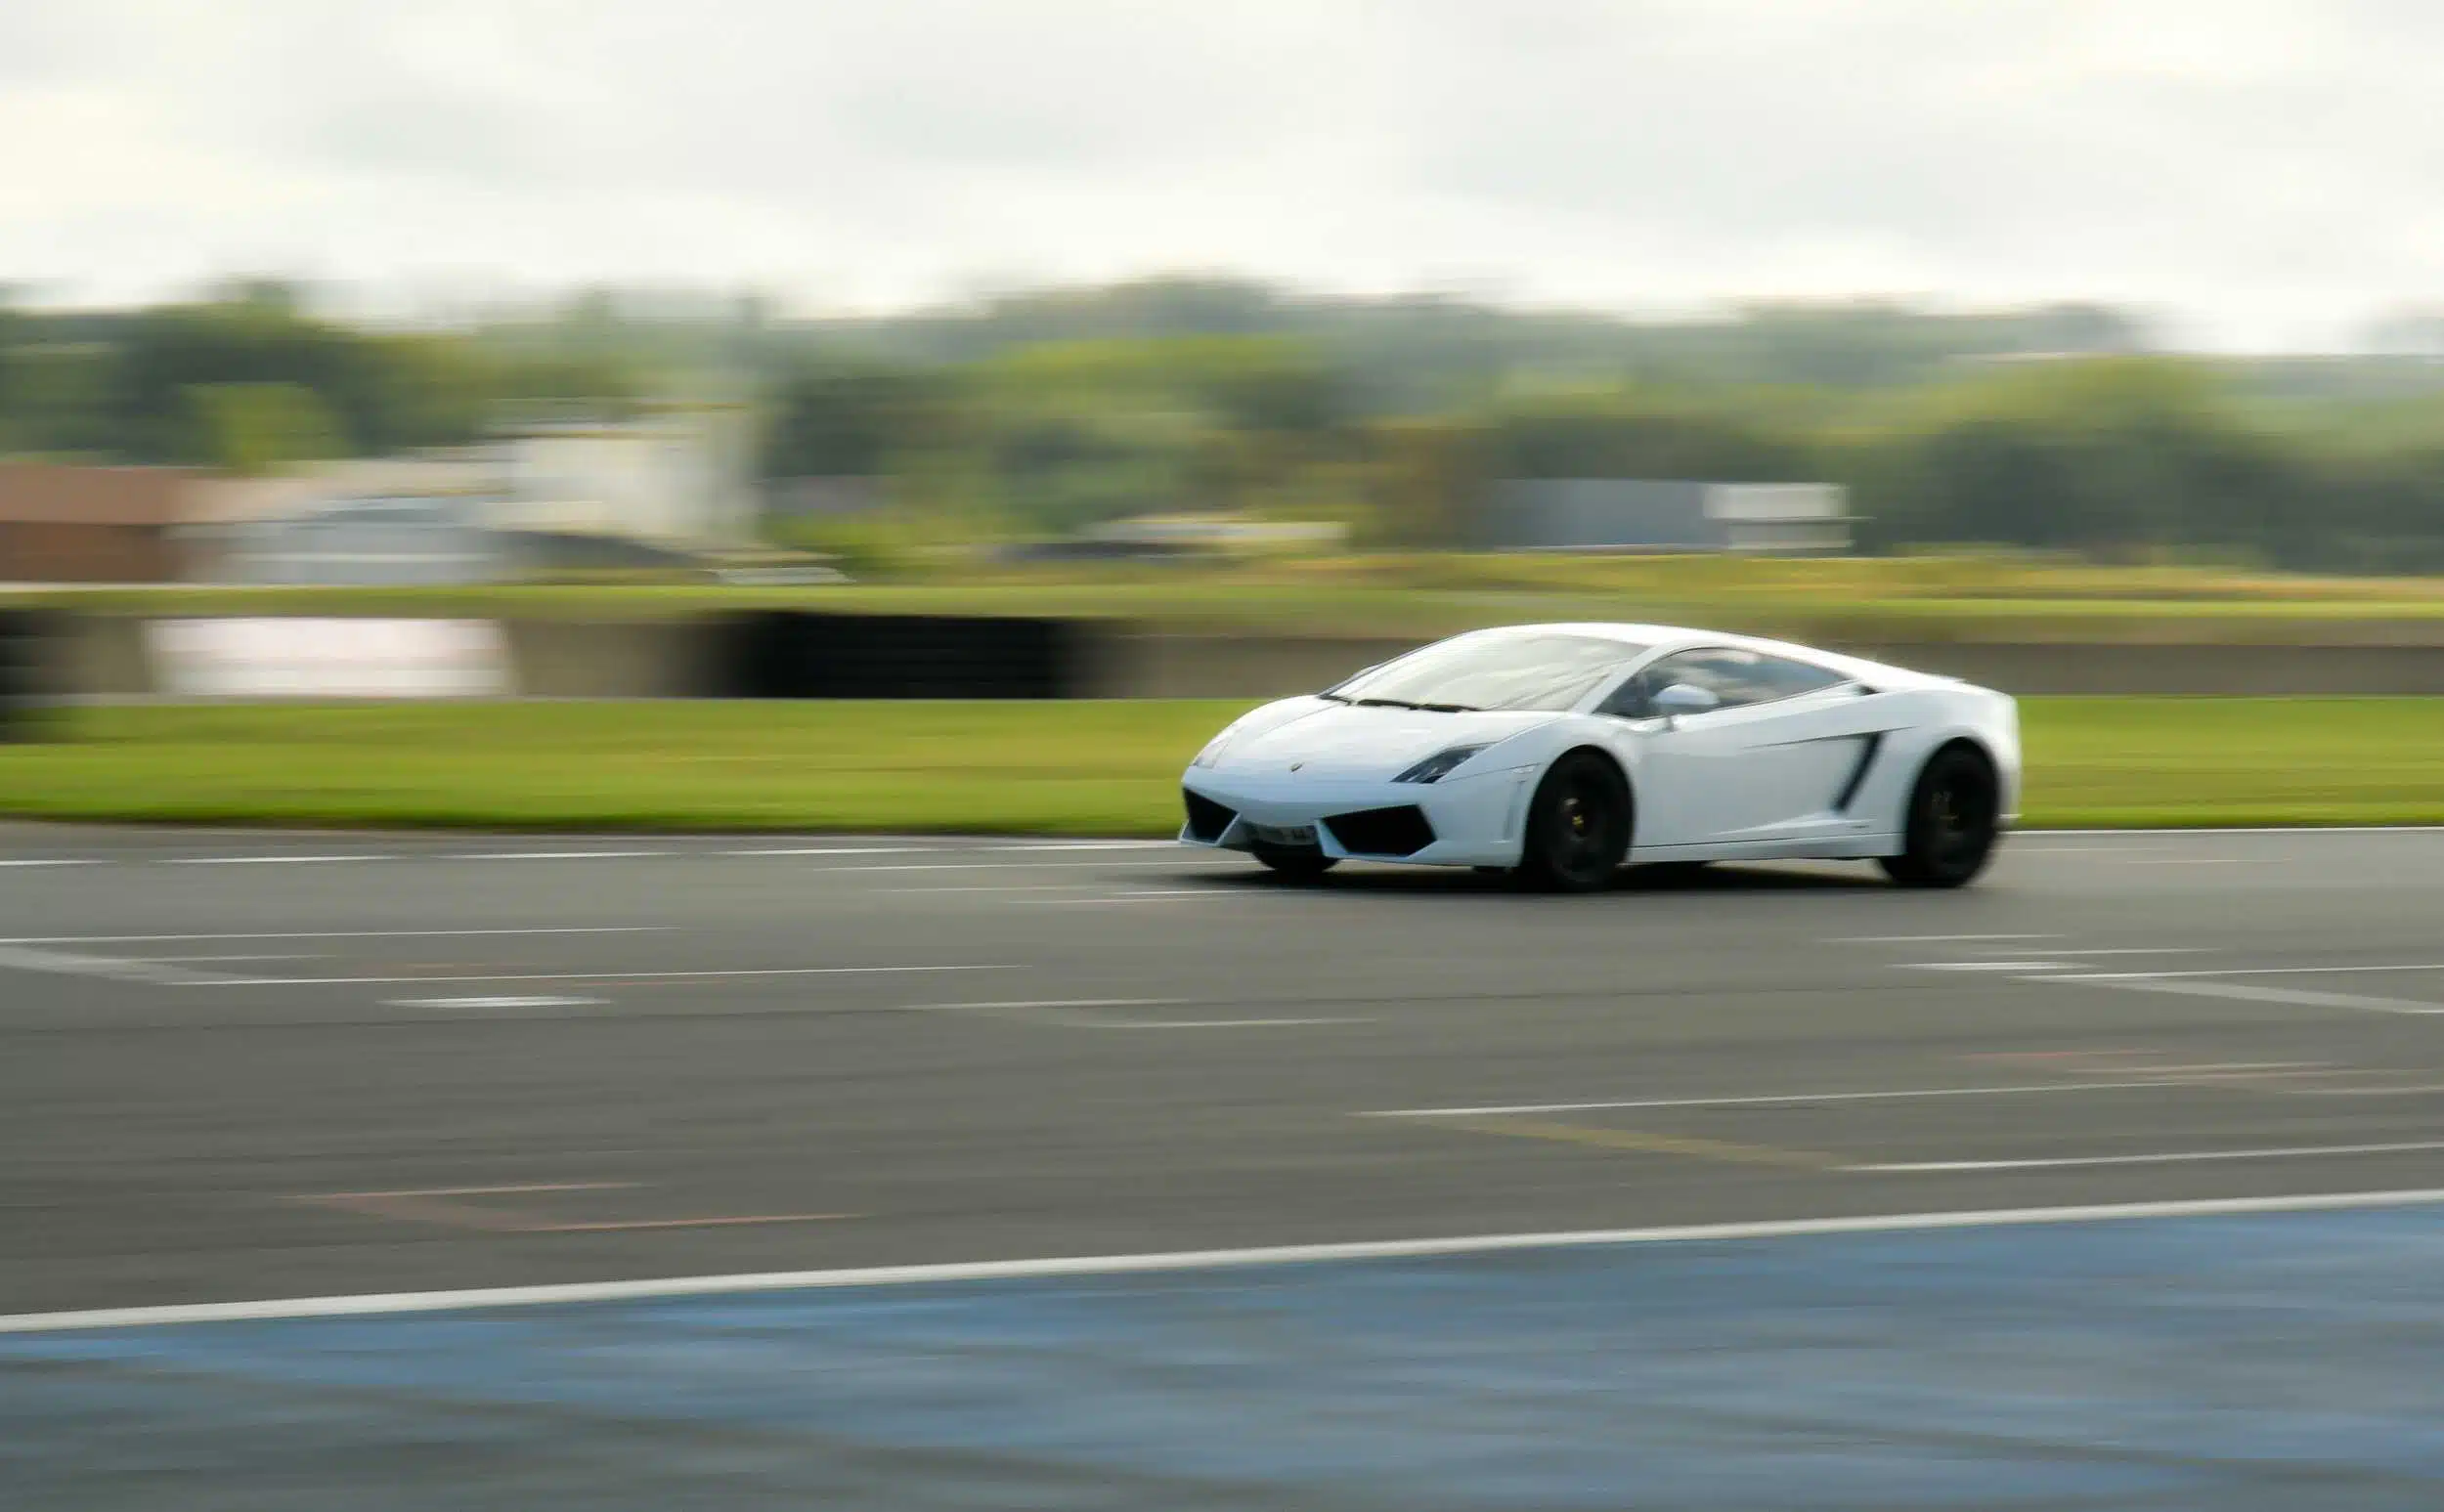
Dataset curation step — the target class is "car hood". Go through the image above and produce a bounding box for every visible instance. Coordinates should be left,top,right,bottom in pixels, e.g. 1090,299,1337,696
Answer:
1212,703,1561,781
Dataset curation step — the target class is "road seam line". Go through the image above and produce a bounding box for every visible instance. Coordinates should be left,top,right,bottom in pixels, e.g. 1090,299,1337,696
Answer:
1429,1116,1836,1169
1855,1141,2444,1173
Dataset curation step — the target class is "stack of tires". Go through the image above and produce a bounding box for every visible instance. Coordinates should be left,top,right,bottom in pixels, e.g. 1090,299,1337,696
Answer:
0,609,47,742
716,611,1077,699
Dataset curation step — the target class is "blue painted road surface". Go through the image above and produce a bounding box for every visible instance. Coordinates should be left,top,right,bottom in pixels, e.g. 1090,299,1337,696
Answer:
8,1207,2444,1510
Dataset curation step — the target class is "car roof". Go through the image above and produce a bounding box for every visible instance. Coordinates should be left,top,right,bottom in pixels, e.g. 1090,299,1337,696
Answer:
1460,621,1734,650
1455,622,1949,688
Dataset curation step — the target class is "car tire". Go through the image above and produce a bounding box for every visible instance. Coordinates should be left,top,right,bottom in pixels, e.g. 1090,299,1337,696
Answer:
1879,744,2000,889
1517,752,1632,893
1254,848,1338,881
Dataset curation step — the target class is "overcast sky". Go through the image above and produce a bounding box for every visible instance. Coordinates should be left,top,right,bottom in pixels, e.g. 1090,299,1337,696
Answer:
6,0,2441,348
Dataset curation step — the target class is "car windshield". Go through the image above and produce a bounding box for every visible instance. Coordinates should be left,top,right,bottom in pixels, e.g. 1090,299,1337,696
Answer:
1325,632,1646,713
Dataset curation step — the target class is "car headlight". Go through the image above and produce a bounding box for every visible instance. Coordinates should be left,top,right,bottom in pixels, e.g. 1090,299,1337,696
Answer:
1192,706,1278,768
1191,726,1244,768
1393,744,1491,784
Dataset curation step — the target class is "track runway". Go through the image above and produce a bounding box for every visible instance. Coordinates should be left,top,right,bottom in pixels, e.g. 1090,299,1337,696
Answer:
9,823,2444,1506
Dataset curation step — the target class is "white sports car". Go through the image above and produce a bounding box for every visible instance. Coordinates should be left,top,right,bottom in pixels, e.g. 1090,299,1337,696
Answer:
1180,623,2019,891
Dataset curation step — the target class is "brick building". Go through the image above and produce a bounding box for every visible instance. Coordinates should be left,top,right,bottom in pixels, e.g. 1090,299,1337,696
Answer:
0,462,204,583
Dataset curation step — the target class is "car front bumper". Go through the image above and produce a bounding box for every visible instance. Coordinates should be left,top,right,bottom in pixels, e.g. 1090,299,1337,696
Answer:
1178,763,1537,867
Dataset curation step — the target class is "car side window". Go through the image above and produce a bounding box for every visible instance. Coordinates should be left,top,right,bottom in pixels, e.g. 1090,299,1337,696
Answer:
1600,648,1849,717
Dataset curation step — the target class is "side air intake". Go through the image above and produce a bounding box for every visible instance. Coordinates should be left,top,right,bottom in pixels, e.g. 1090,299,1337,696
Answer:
1323,805,1435,857
1182,789,1237,842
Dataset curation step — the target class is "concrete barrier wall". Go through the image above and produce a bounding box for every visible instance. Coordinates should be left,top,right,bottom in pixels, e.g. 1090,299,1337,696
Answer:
502,619,725,699
714,612,1076,699
1085,633,1418,700
50,614,153,698
0,609,58,739
1087,633,2444,699
22,615,720,700
1842,643,2444,697
15,615,2444,701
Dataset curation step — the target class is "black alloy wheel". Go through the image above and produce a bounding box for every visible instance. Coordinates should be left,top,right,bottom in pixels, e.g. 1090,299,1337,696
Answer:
1880,744,2000,888
1253,847,1338,881
1518,752,1633,892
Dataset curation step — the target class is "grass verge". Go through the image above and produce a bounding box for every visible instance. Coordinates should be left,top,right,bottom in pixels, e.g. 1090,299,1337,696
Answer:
3,698,2442,835
16,555,2444,644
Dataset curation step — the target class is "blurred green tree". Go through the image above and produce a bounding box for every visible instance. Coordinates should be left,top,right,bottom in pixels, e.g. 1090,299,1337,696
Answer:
762,361,951,479
181,383,346,475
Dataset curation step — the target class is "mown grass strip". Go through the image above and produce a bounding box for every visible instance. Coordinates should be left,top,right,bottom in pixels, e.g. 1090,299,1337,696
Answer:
14,572,2444,643
3,698,2441,836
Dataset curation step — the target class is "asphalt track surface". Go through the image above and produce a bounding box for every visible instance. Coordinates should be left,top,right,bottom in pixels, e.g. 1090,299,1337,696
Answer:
11,823,2444,1507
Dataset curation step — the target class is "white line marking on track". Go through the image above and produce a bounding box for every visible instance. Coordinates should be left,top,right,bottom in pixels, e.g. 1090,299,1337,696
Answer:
166,854,389,866
799,861,1195,874
1911,961,2073,972
448,850,668,861
313,1183,634,1199
989,841,1177,851
0,944,240,986
0,928,666,945
911,998,1355,1029
725,842,1174,857
878,885,1102,894
125,953,323,964
534,1214,851,1231
1855,1142,2444,1174
1359,1082,2194,1117
2111,1061,2330,1074
17,844,1203,868
18,1188,2444,1332
2006,845,2163,853
911,999,1184,1011
1963,947,2203,957
383,995,608,1010
2,824,2437,874
180,965,1014,987
721,846,934,856
1831,933,2064,944
1091,1017,1372,1029
2060,963,2444,980
2058,976,2444,1015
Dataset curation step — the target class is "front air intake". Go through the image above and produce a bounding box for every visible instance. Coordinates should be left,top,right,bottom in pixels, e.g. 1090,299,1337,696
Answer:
1323,805,1435,857
1182,789,1236,842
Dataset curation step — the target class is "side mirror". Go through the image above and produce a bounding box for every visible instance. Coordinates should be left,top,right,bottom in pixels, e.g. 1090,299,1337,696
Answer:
1651,682,1721,723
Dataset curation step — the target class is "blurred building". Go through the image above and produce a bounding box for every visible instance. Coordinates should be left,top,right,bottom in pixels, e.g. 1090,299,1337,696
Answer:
200,495,512,586
993,513,1351,563
0,461,206,583
1088,514,1349,551
1484,480,1852,553
0,401,764,586
491,402,759,545
188,456,486,530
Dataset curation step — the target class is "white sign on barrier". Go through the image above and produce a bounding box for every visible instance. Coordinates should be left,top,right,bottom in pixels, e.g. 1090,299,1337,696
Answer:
148,619,513,698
